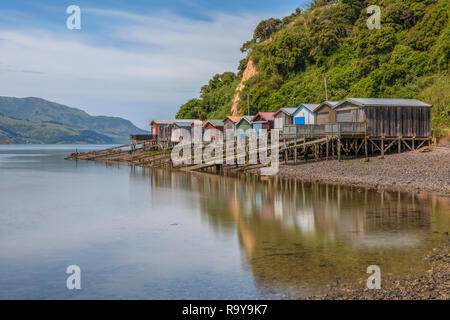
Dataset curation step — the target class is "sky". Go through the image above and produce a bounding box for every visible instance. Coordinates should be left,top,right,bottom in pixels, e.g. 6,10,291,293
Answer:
0,0,309,129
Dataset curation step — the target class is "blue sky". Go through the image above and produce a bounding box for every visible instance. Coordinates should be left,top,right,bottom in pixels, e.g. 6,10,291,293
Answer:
0,1,309,129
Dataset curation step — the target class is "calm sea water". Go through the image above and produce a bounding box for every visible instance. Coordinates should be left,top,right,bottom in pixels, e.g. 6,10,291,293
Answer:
0,145,448,299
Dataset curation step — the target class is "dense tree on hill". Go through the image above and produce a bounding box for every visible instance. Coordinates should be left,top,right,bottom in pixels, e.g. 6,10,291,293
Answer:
176,0,449,134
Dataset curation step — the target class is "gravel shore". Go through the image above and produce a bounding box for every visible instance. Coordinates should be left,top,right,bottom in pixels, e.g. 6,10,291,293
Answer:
276,145,450,196
308,241,449,300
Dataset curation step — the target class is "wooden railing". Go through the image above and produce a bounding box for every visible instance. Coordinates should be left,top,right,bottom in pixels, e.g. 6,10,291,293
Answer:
282,122,366,138
130,134,157,141
325,122,366,136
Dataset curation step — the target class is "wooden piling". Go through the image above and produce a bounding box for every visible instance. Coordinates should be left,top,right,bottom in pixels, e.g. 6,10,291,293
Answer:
337,138,341,162
364,137,368,161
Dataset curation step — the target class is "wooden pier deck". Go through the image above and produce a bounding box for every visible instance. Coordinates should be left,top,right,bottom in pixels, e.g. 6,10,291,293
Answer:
66,122,432,174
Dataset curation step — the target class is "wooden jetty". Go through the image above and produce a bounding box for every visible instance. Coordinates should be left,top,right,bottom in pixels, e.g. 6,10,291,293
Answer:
66,97,433,174
66,121,431,174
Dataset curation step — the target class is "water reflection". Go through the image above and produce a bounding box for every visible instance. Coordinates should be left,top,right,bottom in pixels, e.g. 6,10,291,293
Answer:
143,168,449,297
1,146,447,299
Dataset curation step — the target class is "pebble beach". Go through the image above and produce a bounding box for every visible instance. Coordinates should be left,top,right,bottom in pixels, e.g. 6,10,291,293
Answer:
276,144,450,197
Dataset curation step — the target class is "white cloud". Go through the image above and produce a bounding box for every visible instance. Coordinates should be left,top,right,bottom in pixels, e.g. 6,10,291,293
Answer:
0,8,285,128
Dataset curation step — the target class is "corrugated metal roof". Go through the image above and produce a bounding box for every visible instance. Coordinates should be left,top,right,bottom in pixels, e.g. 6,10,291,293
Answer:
205,119,224,127
280,108,298,115
303,104,321,111
314,101,339,111
174,122,192,128
340,98,432,108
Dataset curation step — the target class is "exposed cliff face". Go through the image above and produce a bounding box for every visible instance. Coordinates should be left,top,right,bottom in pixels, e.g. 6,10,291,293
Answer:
230,57,258,116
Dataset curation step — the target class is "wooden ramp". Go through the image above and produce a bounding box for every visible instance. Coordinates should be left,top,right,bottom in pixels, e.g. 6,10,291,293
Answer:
178,137,333,173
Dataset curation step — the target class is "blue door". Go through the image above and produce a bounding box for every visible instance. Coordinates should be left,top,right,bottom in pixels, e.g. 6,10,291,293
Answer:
253,123,262,136
295,117,305,125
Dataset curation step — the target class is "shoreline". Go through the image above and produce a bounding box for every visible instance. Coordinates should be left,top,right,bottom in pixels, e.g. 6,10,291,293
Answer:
306,240,449,300
66,144,450,197
269,144,450,197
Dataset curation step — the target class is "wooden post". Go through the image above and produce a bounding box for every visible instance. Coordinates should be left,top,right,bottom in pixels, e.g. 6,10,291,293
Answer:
332,140,335,159
337,138,341,162
285,150,288,164
364,138,368,162
398,136,401,153
381,137,384,159
412,136,415,150
245,142,248,165
326,138,329,160
294,148,297,164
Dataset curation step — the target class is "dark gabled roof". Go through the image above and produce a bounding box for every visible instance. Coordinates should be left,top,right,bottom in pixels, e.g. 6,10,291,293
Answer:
274,108,297,117
303,104,321,111
252,112,275,122
317,101,340,110
335,98,432,108
313,101,340,113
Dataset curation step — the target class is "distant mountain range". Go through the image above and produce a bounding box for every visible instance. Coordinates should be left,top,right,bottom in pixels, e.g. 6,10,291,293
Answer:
0,97,148,144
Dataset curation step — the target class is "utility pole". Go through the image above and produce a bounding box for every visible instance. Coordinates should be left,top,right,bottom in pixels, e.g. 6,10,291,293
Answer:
324,77,329,101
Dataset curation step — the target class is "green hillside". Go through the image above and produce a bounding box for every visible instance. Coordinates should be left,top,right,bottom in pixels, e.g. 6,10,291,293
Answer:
0,97,147,144
176,0,449,136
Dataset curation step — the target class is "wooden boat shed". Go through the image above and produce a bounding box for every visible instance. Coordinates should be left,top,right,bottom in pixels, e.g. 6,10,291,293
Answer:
333,98,432,137
314,101,340,124
150,119,201,141
203,120,224,141
252,112,275,131
223,116,242,134
273,108,297,129
292,104,321,125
